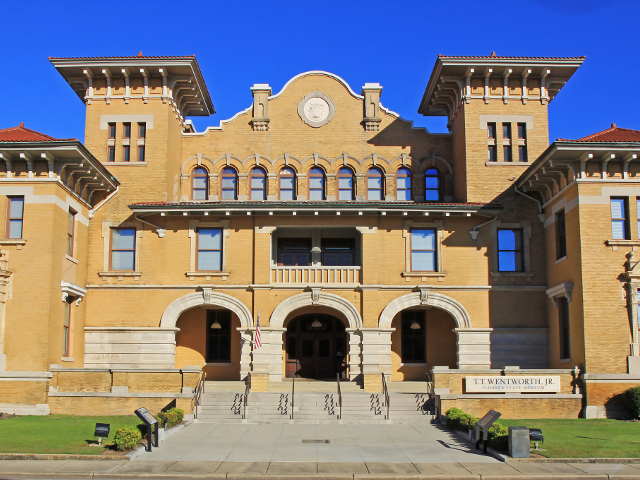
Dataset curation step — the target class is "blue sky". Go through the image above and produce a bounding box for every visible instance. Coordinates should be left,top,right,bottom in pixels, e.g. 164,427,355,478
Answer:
1,0,637,142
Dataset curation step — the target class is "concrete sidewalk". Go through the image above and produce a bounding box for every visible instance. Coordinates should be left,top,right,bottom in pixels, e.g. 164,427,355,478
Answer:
1,458,640,478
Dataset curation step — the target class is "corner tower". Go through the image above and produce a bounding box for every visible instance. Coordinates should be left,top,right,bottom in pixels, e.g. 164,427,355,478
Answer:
49,55,214,203
419,54,584,203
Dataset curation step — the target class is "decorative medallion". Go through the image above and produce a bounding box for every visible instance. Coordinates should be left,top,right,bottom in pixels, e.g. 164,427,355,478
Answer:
298,92,335,128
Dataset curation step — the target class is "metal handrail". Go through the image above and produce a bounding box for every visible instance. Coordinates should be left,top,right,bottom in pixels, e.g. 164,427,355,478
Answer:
381,372,390,420
243,372,251,420
426,372,434,396
336,373,342,420
291,376,295,419
193,371,206,419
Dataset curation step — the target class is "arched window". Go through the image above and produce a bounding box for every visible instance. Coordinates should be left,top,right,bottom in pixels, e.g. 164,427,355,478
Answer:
250,167,267,200
220,167,237,200
424,168,440,201
367,167,383,201
308,167,325,201
279,167,296,201
337,167,355,201
192,167,208,200
396,168,412,201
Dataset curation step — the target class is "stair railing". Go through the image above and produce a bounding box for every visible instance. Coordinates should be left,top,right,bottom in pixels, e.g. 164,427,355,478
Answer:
291,376,295,420
193,371,205,419
381,372,390,420
243,372,251,420
336,373,342,420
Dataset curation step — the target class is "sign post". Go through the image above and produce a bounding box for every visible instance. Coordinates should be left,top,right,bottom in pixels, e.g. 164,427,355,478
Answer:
475,410,501,454
134,407,159,452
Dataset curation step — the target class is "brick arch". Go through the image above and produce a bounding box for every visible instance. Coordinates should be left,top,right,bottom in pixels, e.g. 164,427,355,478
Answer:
378,291,471,330
160,291,253,330
270,291,362,330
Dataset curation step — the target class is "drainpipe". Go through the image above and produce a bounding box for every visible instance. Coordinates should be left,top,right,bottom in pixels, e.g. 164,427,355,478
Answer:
134,213,166,238
469,216,497,240
88,186,119,219
514,185,545,222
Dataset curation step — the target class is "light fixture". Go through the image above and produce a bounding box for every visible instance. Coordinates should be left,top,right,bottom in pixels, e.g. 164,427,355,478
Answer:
210,320,221,329
311,319,322,328
409,321,421,330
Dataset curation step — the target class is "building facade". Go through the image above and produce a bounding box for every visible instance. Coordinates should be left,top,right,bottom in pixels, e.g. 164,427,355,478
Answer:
0,53,638,419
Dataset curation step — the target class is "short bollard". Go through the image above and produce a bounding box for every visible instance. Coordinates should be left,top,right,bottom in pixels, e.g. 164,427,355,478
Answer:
508,427,530,458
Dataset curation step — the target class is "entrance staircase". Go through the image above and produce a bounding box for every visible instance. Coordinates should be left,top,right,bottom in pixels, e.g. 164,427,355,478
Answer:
195,379,435,424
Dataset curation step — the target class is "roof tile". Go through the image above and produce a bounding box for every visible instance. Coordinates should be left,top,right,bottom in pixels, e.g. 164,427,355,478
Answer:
557,124,640,143
0,124,77,142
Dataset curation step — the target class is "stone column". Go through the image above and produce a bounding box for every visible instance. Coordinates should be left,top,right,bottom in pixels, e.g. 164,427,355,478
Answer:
455,328,492,369
346,329,362,380
249,327,287,389
360,327,395,392
238,329,252,381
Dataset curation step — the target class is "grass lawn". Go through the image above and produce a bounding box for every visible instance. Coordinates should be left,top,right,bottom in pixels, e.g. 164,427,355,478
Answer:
498,418,640,458
0,415,142,455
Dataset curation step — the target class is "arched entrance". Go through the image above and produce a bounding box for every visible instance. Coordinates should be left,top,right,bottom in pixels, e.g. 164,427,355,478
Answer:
285,313,348,379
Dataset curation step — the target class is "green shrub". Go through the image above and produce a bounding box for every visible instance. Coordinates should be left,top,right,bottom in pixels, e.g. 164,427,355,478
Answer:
445,408,477,431
623,386,640,419
487,422,509,451
157,408,185,428
113,427,142,451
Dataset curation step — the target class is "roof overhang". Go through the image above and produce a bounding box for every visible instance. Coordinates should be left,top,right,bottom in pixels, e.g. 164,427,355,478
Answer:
419,56,585,120
129,202,502,216
49,56,214,117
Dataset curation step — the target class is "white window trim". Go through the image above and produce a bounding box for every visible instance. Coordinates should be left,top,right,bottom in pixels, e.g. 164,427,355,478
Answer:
490,220,533,277
402,220,445,279
99,220,143,278
546,282,573,306
187,220,230,280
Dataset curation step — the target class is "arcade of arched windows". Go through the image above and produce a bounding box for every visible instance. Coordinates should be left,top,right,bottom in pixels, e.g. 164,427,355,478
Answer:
181,154,453,202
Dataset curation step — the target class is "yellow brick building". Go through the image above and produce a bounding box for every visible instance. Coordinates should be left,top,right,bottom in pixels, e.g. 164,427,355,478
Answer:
0,53,637,419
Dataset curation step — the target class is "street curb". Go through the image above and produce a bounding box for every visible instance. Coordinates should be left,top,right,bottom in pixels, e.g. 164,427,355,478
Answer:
0,454,127,461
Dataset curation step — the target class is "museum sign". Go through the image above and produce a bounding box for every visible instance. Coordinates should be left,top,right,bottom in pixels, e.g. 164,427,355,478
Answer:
465,376,561,393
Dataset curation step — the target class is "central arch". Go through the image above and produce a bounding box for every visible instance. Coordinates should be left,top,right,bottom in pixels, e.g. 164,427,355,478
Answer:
270,291,363,330
378,291,471,330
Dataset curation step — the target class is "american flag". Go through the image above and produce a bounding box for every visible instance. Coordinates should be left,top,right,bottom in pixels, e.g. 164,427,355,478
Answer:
254,310,262,349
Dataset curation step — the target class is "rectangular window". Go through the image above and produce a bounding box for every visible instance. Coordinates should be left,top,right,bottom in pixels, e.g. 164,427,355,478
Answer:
411,229,435,271
107,146,115,162
206,310,231,362
497,228,523,272
138,122,146,138
517,123,527,162
197,228,222,271
611,197,629,240
637,198,640,240
108,123,116,139
488,145,497,162
487,123,496,140
7,197,24,239
122,146,130,162
518,145,527,163
401,310,425,363
110,228,136,271
503,123,512,162
138,146,145,162
63,300,71,357
277,238,311,266
123,123,131,139
67,209,76,257
555,210,566,260
558,297,570,360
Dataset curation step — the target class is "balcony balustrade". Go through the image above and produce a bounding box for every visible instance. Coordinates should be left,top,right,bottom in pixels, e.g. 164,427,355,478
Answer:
271,265,361,285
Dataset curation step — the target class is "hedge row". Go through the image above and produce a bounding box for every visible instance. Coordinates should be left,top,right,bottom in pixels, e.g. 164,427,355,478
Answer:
113,408,185,451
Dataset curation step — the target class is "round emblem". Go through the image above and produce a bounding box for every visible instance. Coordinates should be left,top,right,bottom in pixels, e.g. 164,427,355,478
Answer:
298,92,335,128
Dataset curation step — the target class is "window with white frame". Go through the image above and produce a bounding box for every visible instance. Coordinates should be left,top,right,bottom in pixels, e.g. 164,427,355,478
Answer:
197,228,222,271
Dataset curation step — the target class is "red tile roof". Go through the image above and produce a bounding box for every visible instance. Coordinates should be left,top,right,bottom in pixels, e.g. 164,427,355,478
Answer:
438,54,585,60
47,54,196,60
0,124,77,142
558,124,640,143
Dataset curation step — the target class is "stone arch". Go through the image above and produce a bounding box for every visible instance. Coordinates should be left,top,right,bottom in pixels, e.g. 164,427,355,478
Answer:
160,291,253,329
270,291,363,329
379,291,471,329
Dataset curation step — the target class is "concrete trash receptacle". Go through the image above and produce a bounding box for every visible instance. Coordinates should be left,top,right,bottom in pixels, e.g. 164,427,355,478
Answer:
508,427,530,458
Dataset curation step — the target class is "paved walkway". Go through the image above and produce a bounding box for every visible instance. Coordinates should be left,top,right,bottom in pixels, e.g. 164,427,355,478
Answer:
134,422,497,463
